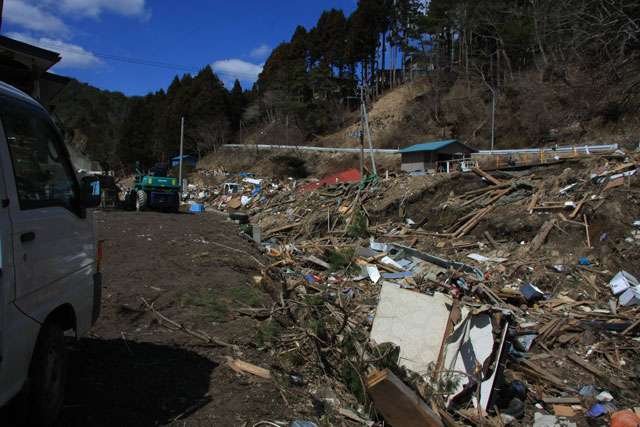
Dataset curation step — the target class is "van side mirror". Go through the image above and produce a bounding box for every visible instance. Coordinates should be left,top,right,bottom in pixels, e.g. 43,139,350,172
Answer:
80,175,101,208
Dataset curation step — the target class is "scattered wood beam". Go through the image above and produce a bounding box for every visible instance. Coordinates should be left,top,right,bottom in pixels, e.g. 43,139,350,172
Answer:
471,166,502,185
367,369,444,427
527,190,541,212
569,194,589,218
567,354,629,390
225,356,271,379
530,218,557,252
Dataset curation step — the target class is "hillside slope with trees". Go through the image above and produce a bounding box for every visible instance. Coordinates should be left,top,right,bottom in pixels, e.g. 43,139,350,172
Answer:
52,0,640,175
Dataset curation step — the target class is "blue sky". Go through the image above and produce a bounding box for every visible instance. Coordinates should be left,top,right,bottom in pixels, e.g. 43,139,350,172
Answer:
1,0,358,96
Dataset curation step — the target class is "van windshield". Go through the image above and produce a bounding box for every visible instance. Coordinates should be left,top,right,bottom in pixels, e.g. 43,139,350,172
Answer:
0,97,79,212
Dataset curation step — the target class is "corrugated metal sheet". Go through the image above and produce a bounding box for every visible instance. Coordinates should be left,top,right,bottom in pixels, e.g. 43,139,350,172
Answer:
298,168,361,191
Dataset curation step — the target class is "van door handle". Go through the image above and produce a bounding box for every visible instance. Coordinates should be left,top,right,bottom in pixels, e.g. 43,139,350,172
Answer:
20,232,35,242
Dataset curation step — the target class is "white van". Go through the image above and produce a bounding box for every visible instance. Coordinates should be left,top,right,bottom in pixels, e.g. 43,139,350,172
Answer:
0,81,102,426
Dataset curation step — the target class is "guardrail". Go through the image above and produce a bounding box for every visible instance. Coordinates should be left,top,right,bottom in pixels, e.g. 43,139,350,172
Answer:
474,144,620,169
223,144,398,154
477,144,618,155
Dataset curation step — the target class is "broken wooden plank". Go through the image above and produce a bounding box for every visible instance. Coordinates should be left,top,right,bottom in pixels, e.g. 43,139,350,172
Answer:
530,218,557,252
584,214,591,248
444,209,483,233
225,357,271,379
543,397,581,405
553,405,577,417
454,206,495,238
567,354,629,389
569,194,589,218
471,166,502,185
527,190,541,212
264,222,300,236
367,368,443,427
484,231,499,249
305,255,330,270
463,182,511,197
621,317,640,336
518,359,565,389
484,187,512,206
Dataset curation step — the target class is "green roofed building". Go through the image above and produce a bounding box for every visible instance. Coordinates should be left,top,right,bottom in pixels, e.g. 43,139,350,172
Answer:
398,140,477,172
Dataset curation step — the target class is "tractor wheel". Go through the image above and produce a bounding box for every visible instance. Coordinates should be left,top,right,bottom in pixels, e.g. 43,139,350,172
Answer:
136,190,148,211
171,194,180,213
27,322,67,427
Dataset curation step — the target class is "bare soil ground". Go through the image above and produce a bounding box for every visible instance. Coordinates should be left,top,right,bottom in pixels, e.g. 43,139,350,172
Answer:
53,154,640,426
55,210,306,427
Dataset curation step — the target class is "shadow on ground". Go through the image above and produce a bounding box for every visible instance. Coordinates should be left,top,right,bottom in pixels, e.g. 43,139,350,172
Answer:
55,338,217,426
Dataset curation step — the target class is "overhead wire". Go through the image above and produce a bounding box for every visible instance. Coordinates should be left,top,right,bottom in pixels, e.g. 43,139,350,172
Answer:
27,39,261,78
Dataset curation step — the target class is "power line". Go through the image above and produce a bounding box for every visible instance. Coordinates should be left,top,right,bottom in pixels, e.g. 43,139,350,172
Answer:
28,40,261,78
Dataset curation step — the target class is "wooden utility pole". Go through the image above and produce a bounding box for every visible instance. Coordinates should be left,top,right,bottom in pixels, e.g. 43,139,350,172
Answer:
178,116,184,196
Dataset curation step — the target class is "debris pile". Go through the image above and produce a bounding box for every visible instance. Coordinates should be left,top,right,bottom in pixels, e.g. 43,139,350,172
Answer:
196,152,640,425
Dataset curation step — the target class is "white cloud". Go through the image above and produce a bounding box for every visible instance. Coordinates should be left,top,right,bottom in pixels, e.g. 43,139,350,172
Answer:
211,59,263,88
57,0,151,20
6,32,104,70
250,44,271,59
3,0,71,37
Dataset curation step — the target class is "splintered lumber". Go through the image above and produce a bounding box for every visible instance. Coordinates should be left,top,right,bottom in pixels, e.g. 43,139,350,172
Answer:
445,209,482,233
543,397,581,405
604,177,625,191
527,190,541,212
584,214,591,248
621,317,640,336
463,183,511,197
471,166,502,185
484,231,499,249
484,187,512,206
225,357,271,379
454,206,495,238
567,354,629,389
570,194,590,218
517,359,565,389
530,218,557,252
264,222,300,236
597,162,637,178
367,369,444,427
305,255,330,269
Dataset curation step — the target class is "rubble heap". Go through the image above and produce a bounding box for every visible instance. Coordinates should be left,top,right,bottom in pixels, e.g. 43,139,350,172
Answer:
186,150,640,426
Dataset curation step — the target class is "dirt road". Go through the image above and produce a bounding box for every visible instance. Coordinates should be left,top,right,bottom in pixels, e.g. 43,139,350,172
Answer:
55,209,303,427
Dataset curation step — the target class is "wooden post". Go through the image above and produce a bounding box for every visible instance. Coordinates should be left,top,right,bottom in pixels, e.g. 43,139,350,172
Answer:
584,214,591,248
525,153,529,165
541,149,545,164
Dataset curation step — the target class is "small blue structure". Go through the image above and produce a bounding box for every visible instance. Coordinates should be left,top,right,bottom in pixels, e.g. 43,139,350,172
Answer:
171,155,197,167
398,140,476,172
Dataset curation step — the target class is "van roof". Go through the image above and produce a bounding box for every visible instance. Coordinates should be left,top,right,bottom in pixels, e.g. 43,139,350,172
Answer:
0,80,45,110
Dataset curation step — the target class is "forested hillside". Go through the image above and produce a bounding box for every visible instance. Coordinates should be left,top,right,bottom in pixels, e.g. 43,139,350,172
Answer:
52,0,640,174
53,79,130,171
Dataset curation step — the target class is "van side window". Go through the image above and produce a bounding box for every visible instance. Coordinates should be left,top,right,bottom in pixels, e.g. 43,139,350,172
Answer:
0,98,79,213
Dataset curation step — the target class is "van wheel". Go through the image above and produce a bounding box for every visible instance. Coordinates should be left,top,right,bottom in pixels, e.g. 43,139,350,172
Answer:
136,190,148,211
27,322,67,427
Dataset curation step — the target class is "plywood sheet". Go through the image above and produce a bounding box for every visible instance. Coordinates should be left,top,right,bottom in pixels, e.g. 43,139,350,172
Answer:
370,282,452,373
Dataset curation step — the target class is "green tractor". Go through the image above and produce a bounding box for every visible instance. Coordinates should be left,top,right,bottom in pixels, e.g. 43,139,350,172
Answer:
126,163,181,212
